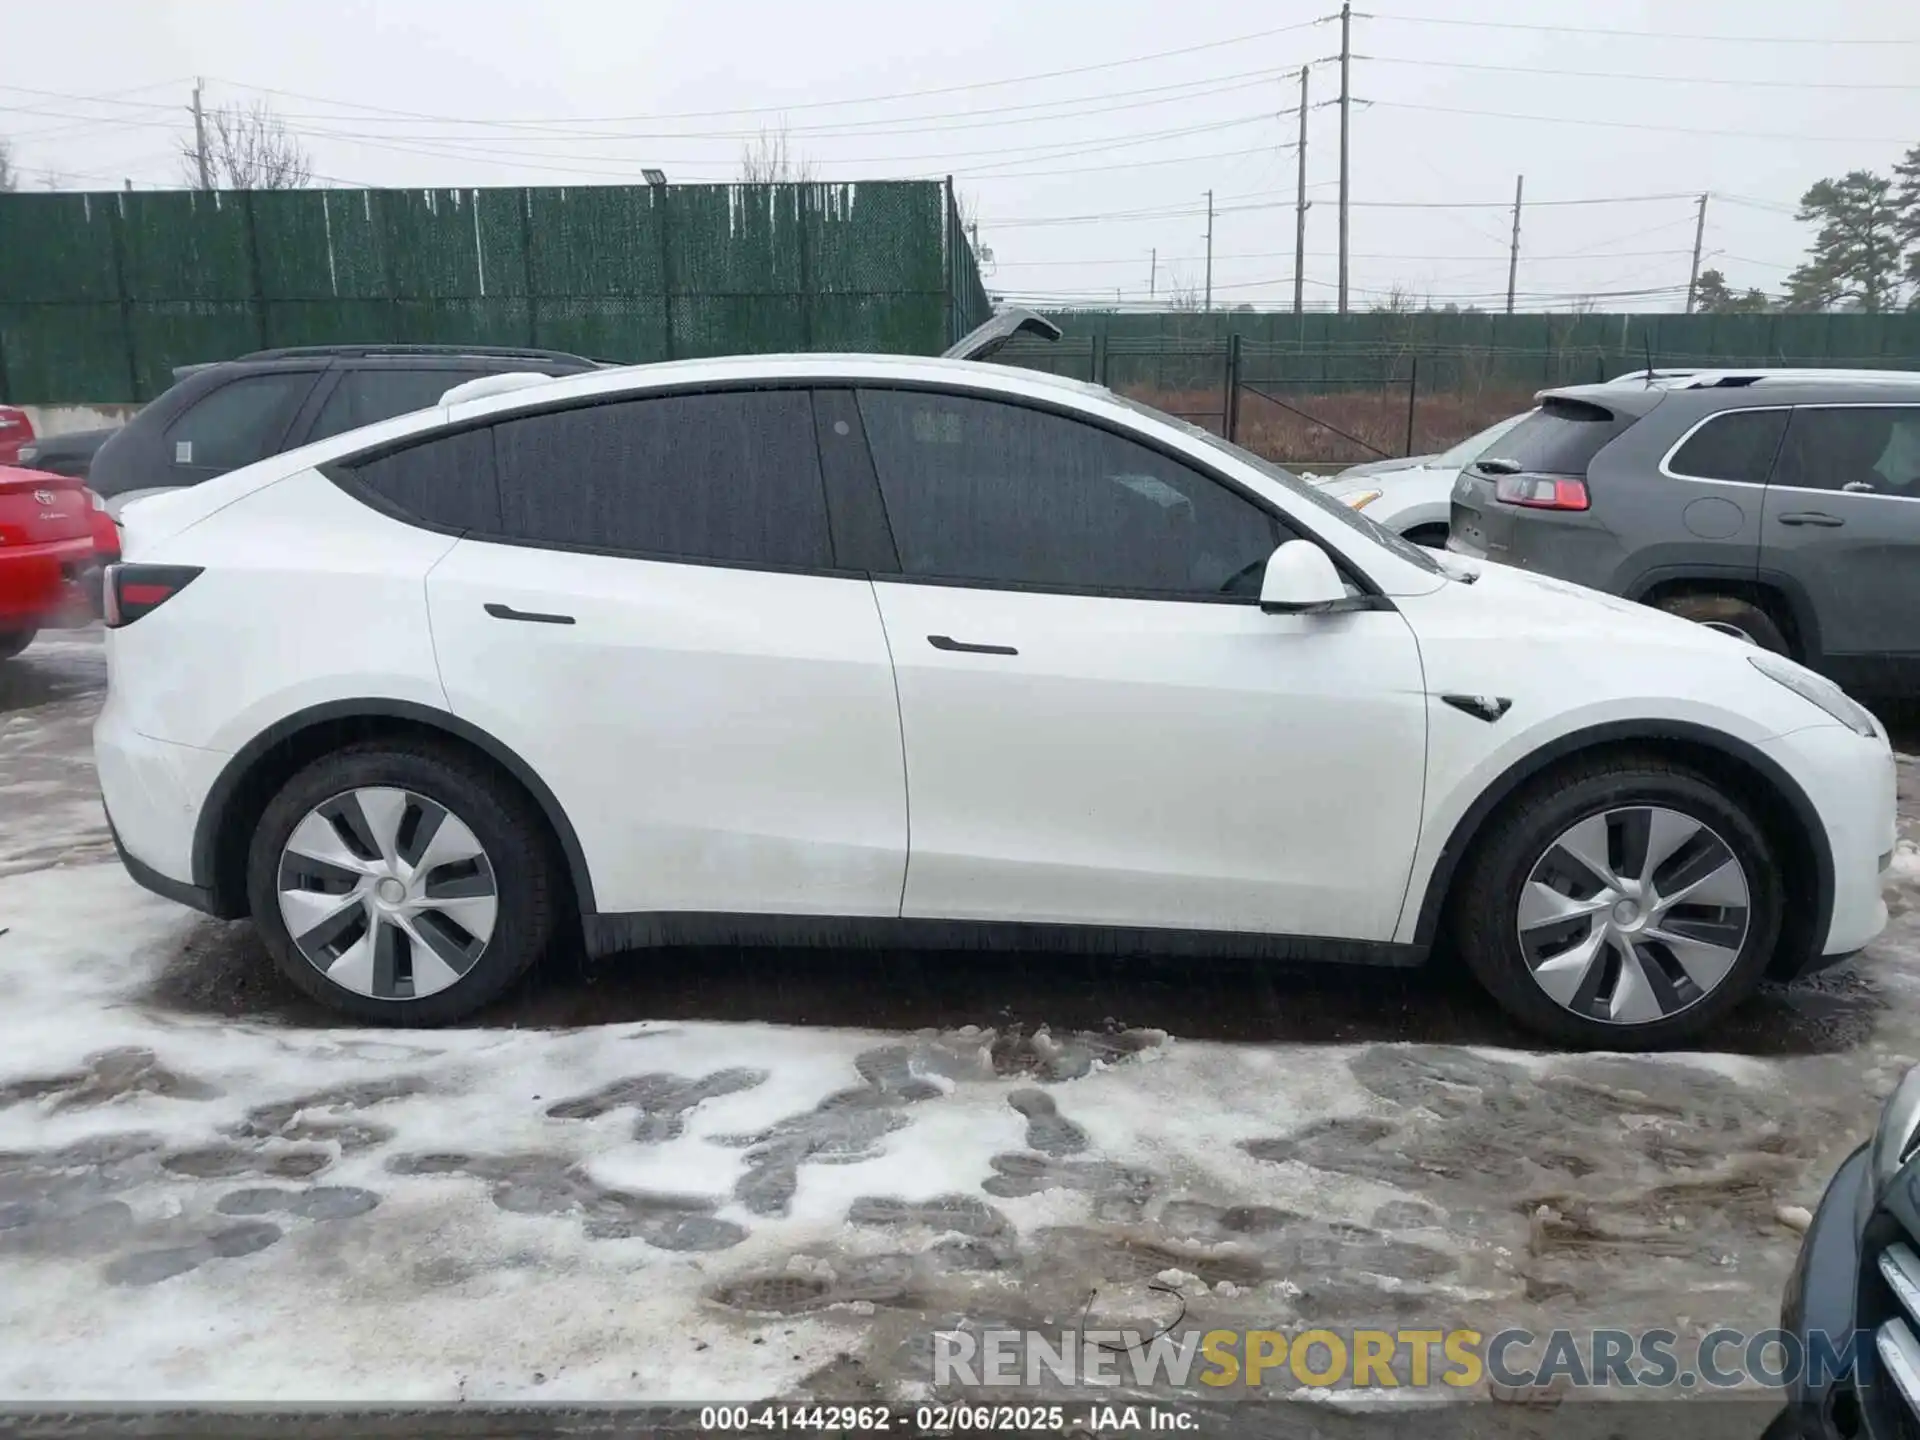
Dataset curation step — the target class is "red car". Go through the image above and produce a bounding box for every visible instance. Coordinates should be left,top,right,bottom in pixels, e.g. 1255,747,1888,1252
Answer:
0,465,113,661
0,407,33,467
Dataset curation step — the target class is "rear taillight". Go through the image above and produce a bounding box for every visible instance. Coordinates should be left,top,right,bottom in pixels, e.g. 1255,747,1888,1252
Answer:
1494,473,1590,511
104,564,202,627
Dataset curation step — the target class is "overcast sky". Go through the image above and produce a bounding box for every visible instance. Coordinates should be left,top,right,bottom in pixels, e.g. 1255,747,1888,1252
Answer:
4,0,1917,312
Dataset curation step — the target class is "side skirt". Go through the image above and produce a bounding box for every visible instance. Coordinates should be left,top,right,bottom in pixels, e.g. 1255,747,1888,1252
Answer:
582,911,1426,967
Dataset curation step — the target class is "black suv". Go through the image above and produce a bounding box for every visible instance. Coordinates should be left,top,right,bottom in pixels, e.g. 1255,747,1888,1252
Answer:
88,344,599,515
1447,369,1920,698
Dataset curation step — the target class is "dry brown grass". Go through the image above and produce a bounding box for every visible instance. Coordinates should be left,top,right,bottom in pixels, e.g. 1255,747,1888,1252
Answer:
1122,386,1538,467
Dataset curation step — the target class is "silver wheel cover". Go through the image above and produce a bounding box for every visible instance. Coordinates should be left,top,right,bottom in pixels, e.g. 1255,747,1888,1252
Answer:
277,786,498,1001
1515,804,1751,1026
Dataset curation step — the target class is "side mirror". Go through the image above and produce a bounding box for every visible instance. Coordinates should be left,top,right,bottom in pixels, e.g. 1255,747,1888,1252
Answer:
1260,540,1349,614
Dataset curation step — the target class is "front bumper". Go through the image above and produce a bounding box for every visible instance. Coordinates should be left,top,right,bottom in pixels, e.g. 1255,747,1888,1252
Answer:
1779,1143,1869,1439
1758,722,1897,964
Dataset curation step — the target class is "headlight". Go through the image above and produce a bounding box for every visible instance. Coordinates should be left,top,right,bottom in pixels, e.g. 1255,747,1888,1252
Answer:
1748,653,1879,738
1873,1065,1920,1201
1344,489,1382,511
16,444,36,462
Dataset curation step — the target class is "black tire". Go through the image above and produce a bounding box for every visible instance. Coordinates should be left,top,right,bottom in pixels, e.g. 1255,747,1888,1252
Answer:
1450,751,1783,1049
1402,523,1450,549
0,629,37,661
245,740,560,1025
1654,592,1788,654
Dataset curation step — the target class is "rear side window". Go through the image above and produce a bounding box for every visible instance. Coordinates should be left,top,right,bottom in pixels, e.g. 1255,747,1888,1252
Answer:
306,369,472,444
1664,409,1788,485
491,390,832,568
163,372,316,471
339,428,499,532
1480,398,1631,476
1773,406,1920,496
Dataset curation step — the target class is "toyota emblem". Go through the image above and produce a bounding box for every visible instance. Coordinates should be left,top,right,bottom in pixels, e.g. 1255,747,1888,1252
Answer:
33,489,56,505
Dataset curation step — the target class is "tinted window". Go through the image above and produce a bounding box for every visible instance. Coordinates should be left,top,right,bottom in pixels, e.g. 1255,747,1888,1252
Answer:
492,390,831,568
1478,398,1631,476
1665,408,1788,484
164,372,315,471
857,389,1282,597
341,428,499,532
307,369,473,444
1774,407,1920,496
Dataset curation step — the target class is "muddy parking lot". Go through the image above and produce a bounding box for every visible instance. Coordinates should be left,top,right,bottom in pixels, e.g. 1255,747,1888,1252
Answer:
3,631,1918,1430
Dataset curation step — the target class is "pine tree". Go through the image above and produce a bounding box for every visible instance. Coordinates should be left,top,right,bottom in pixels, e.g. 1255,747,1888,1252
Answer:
1783,170,1904,312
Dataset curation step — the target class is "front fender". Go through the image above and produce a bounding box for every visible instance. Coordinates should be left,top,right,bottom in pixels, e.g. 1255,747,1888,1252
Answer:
1393,702,1834,949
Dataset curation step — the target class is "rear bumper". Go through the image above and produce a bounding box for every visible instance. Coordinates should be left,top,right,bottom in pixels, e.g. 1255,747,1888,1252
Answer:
0,536,100,627
94,692,228,904
105,808,219,916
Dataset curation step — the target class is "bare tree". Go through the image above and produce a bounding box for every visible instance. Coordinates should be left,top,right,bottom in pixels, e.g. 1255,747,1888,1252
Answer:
738,125,815,184
0,138,17,193
179,100,311,190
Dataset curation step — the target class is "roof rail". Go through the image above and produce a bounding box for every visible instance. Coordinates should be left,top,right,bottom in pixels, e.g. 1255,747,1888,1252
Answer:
237,343,600,364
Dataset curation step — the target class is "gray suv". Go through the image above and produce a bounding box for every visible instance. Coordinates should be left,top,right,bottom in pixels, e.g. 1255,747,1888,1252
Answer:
1448,370,1920,697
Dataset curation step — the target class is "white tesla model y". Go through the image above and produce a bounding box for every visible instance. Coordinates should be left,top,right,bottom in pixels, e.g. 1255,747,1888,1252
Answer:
94,342,1895,1046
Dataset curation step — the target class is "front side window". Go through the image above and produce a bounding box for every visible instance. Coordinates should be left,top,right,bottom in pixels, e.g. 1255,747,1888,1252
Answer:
491,389,832,568
1665,408,1788,485
163,371,316,471
1774,406,1920,496
856,389,1282,598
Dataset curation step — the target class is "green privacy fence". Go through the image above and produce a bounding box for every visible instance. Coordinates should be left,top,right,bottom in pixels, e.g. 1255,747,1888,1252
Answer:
0,180,990,403
1002,309,1920,395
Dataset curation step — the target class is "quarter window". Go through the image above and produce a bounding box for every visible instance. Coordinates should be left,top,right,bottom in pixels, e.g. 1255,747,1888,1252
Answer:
163,372,315,472
855,389,1282,597
1665,409,1788,485
1773,407,1920,496
338,428,499,532
490,390,832,568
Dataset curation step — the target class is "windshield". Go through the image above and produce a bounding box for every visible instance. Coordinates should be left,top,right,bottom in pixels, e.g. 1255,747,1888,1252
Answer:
1435,409,1534,470
1108,393,1443,575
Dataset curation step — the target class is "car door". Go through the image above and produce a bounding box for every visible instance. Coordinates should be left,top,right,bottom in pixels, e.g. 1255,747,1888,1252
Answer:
414,387,909,919
851,385,1429,941
1761,403,1920,690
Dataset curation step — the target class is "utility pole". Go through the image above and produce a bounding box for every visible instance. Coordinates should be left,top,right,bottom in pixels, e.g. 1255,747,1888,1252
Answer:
1337,0,1352,314
190,79,212,191
1685,192,1709,313
1294,65,1310,317
1205,188,1214,312
1505,174,1525,316
1150,247,1157,300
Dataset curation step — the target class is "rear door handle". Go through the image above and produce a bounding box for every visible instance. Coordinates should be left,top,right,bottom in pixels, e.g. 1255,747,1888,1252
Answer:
1776,512,1844,528
928,634,1018,656
484,602,576,625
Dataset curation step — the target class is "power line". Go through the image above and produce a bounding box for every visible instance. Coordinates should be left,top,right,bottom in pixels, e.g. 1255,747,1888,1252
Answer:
1359,55,1920,91
994,247,1694,268
206,17,1335,127
1364,12,1920,44
1359,99,1913,144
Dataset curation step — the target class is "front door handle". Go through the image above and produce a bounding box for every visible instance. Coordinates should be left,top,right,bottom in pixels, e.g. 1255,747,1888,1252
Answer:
1776,512,1844,528
484,602,576,625
928,634,1018,656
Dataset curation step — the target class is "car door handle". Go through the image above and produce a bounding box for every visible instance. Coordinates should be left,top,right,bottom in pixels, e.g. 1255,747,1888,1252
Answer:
928,634,1018,656
484,602,576,625
1776,512,1844,528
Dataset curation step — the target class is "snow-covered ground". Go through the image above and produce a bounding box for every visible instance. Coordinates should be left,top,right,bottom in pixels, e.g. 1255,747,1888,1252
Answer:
3,631,1919,1406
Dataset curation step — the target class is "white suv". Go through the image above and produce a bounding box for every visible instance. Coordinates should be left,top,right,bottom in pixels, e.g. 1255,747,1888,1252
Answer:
94,350,1897,1047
